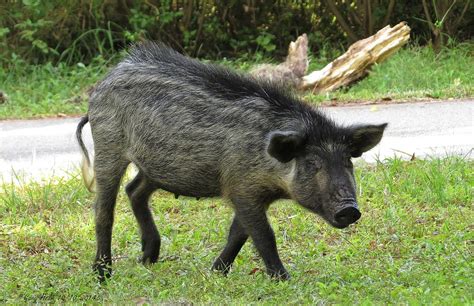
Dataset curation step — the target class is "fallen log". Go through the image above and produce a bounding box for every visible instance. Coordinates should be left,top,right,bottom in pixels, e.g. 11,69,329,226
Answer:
301,22,411,93
250,33,309,88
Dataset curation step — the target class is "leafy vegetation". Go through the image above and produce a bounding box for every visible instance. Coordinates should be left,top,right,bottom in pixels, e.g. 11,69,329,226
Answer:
1,1,472,65
1,157,472,303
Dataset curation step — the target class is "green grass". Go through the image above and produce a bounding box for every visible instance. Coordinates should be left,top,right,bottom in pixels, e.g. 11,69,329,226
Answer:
0,58,110,120
1,157,473,303
0,44,473,120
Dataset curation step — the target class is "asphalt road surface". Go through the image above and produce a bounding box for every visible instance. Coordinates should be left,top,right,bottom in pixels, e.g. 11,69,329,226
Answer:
1,100,472,182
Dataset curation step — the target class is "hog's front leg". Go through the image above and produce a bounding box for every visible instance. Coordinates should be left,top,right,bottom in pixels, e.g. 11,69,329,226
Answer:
212,215,248,274
231,199,289,280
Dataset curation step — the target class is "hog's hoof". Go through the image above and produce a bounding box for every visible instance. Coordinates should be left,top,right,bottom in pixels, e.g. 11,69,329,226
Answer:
211,259,232,275
141,238,160,264
141,252,159,265
93,261,112,282
268,268,290,281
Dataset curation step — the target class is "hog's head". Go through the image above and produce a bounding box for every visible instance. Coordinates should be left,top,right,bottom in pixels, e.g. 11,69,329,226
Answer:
268,123,387,228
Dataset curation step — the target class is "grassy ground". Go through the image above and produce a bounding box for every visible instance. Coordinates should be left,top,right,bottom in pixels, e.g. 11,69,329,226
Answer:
0,59,109,120
1,157,472,303
0,44,473,120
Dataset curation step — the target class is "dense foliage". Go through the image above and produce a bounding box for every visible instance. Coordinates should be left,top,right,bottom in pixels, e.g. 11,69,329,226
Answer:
0,0,473,65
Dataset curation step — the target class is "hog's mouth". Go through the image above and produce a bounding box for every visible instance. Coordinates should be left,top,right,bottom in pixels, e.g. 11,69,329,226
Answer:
324,200,362,229
303,199,361,228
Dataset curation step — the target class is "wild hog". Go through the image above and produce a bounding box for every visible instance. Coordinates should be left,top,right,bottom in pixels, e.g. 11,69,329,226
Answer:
76,42,387,280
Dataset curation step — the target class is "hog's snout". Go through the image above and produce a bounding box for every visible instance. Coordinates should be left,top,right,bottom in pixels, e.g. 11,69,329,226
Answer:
334,203,361,228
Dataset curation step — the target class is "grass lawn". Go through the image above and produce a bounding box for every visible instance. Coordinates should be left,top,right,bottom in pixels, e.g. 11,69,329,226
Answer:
0,59,108,120
1,157,472,303
1,44,473,120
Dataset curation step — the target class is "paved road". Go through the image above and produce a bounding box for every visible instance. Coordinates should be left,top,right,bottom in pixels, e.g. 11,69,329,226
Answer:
0,100,472,181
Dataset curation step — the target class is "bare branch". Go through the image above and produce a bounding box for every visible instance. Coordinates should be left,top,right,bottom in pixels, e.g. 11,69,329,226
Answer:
182,0,194,29
193,0,208,56
422,0,436,32
454,1,470,29
366,0,374,35
382,0,396,26
432,0,440,20
324,0,360,42
349,8,362,27
438,0,457,27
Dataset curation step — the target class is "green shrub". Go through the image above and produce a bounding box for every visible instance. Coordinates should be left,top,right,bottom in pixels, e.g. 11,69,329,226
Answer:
1,1,472,66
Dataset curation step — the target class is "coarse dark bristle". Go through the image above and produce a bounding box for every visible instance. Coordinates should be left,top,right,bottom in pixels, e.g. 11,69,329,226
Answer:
125,41,345,144
125,42,305,111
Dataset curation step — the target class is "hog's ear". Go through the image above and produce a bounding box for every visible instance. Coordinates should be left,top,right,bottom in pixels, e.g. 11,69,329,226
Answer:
348,123,388,157
267,131,306,163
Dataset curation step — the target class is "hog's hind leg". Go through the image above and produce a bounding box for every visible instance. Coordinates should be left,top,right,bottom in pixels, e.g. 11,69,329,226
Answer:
212,215,248,274
126,171,160,264
93,152,129,281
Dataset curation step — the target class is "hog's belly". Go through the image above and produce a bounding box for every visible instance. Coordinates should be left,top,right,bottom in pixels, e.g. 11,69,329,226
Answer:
128,146,223,198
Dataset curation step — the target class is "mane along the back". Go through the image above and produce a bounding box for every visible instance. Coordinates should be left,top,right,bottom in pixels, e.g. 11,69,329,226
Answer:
125,42,308,112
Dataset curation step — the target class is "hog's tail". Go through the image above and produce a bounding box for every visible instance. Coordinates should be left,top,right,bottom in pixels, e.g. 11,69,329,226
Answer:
76,115,96,192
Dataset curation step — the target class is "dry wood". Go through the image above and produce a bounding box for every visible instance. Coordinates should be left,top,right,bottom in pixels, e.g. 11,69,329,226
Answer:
301,22,411,93
250,33,308,88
